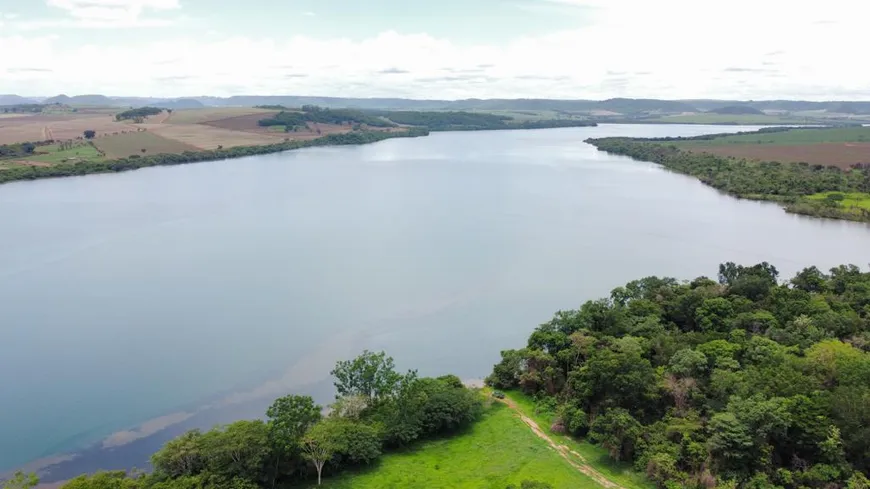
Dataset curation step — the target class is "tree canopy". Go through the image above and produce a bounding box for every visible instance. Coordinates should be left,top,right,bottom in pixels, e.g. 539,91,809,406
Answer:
489,262,870,488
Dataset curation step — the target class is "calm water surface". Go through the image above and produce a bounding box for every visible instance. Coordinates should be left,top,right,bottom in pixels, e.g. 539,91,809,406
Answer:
2,124,869,471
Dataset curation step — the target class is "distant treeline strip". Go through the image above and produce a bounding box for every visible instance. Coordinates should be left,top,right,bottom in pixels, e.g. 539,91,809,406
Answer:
0,129,428,185
374,110,597,131
115,107,163,121
586,137,870,222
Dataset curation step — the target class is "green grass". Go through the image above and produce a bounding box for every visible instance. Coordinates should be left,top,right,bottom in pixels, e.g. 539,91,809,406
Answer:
23,143,105,164
266,125,288,132
321,402,600,489
674,126,870,147
807,192,870,211
503,392,653,489
650,114,803,124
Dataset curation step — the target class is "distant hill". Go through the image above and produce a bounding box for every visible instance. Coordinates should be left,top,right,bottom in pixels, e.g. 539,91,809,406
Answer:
830,102,870,115
0,94,38,106
708,105,764,115
157,98,205,110
597,98,697,114
44,94,114,106
6,94,870,115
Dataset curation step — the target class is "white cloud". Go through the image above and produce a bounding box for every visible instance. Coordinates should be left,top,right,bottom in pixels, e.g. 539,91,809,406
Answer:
35,0,180,27
1,0,869,100
302,11,316,17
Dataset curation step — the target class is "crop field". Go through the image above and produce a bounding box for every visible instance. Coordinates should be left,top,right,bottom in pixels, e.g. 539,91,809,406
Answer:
165,107,276,124
149,123,284,149
94,131,199,158
201,112,282,132
672,126,870,168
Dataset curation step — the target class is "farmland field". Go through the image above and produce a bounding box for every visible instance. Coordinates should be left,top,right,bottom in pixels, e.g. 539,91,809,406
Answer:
94,131,199,158
672,126,870,168
165,107,276,124
23,142,105,164
149,124,285,149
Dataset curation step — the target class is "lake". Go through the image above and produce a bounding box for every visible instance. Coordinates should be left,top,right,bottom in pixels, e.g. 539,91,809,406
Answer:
2,124,870,474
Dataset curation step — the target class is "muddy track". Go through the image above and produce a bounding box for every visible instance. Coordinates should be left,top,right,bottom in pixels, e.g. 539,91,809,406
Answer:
498,397,626,489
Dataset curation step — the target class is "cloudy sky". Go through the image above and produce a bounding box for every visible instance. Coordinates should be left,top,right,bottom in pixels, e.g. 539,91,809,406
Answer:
0,0,866,100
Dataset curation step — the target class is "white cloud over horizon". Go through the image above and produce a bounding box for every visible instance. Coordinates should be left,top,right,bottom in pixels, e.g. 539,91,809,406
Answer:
1,0,869,100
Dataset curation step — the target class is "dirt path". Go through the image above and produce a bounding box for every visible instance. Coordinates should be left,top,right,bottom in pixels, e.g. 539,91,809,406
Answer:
43,125,54,140
498,397,626,489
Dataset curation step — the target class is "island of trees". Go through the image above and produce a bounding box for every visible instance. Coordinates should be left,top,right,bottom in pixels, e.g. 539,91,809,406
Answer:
489,262,870,489
115,107,164,122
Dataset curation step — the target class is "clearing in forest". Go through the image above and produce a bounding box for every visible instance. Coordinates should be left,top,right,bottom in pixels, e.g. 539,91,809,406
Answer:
323,401,606,489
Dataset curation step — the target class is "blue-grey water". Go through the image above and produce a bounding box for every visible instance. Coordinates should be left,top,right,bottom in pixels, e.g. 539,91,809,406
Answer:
2,124,870,473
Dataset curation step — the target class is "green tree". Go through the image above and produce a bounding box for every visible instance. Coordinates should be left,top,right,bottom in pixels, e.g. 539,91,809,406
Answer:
2,472,38,489
266,395,321,484
83,130,96,139
589,408,642,461
331,350,408,401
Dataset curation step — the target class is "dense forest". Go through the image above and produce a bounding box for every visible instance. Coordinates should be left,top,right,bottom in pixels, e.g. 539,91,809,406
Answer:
0,129,428,185
489,262,870,489
10,352,482,489
258,106,395,131
587,137,870,222
115,107,164,121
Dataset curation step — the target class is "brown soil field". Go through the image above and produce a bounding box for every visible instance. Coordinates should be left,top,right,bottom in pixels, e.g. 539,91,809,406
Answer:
0,114,136,144
150,124,285,149
94,131,199,158
202,112,281,132
687,143,870,169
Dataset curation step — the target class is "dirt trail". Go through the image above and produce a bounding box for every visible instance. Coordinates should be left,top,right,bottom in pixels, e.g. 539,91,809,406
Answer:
498,397,626,489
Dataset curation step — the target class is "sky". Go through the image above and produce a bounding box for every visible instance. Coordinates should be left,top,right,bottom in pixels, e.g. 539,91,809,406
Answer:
0,0,868,100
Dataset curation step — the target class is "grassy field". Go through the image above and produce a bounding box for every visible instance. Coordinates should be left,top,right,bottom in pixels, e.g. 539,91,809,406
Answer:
806,192,870,211
675,126,870,146
650,113,807,124
321,401,602,489
504,392,653,489
23,142,105,164
94,131,199,158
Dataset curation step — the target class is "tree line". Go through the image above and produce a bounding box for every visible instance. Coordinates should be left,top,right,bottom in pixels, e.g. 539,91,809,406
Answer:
488,262,870,489
0,128,429,185
115,107,164,121
32,351,481,489
258,106,395,131
587,137,870,222
372,110,597,131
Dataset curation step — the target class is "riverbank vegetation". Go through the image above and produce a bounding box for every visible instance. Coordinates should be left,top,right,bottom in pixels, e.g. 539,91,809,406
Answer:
489,262,870,489
54,351,484,489
587,128,870,222
0,128,428,185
